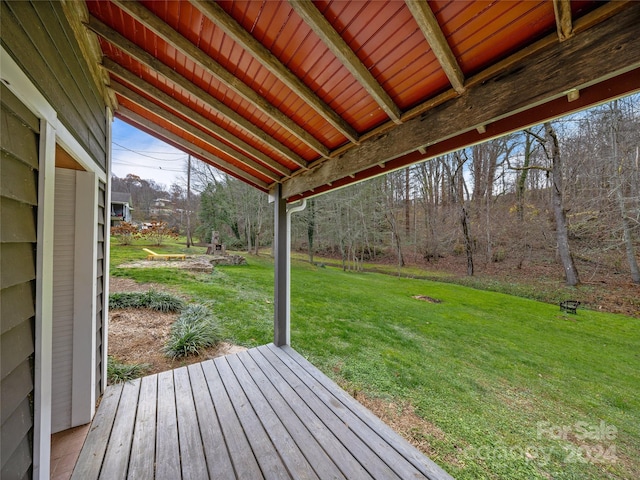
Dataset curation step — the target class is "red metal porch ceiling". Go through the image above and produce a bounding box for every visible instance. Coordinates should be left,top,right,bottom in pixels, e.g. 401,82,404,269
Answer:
83,0,638,198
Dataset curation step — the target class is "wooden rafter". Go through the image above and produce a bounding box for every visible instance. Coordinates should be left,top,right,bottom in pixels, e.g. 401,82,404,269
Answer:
111,82,281,182
288,0,402,124
109,0,330,158
189,0,360,144
103,58,292,177
282,5,640,198
86,16,309,169
553,0,574,41
118,107,270,190
60,0,117,110
328,0,633,164
404,0,465,94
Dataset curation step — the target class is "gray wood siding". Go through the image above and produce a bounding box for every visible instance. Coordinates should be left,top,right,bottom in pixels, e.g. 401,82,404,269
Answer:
96,180,106,398
1,84,38,480
0,0,107,171
51,169,77,433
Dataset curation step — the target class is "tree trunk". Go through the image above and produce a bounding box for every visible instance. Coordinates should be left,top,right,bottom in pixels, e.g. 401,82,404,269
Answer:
307,198,316,264
405,168,411,237
516,133,533,222
611,104,640,284
186,155,192,248
461,203,474,276
546,122,580,286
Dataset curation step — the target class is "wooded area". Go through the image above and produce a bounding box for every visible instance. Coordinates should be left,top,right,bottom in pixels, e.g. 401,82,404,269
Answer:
114,95,640,310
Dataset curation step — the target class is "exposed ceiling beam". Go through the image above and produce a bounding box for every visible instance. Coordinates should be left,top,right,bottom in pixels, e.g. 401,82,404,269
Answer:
118,107,270,190
404,0,465,95
326,0,633,163
288,0,402,124
60,1,117,110
111,82,281,182
553,0,574,41
103,58,291,177
189,0,360,144
86,16,309,169
109,0,331,158
282,4,640,198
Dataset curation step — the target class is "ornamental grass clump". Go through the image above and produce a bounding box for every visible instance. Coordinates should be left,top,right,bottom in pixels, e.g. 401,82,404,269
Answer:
109,290,183,312
107,356,150,384
164,304,222,359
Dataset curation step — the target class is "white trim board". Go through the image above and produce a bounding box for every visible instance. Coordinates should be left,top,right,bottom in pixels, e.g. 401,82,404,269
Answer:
0,46,107,182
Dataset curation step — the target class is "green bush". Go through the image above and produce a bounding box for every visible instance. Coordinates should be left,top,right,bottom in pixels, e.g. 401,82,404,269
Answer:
164,304,222,359
107,356,150,384
109,290,184,312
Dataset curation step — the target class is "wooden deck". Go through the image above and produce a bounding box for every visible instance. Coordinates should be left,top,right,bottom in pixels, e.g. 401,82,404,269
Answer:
72,344,452,479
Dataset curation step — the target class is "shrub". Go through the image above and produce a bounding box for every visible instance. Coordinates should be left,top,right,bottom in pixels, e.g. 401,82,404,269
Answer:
110,222,139,245
164,304,222,359
107,356,150,384
142,221,178,246
492,247,507,263
109,290,184,312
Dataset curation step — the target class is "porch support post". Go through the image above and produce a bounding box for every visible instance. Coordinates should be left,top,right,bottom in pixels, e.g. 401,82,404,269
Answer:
273,183,289,346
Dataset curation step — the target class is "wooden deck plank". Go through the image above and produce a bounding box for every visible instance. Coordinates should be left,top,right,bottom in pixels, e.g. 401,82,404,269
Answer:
174,366,209,480
200,359,264,479
73,345,452,480
226,352,320,480
214,356,291,480
127,375,158,480
252,347,377,480
156,370,181,480
71,383,124,480
278,345,454,480
99,379,141,479
237,350,347,480
187,362,236,480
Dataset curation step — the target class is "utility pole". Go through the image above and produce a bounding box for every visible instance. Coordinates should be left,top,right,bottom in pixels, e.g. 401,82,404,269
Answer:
186,155,192,248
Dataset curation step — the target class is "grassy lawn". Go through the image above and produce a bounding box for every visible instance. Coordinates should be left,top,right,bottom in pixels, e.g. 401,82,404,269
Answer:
111,240,639,479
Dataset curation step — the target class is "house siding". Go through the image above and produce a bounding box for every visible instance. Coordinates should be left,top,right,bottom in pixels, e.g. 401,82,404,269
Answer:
1,84,38,480
0,0,107,172
96,180,107,398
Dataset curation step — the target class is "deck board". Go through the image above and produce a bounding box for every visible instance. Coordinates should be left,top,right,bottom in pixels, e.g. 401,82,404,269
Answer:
72,344,453,480
127,375,157,480
174,367,209,480
156,370,180,480
187,363,236,479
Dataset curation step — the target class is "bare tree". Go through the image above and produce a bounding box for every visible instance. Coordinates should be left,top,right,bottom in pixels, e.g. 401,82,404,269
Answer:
545,122,580,286
443,152,473,276
610,100,640,283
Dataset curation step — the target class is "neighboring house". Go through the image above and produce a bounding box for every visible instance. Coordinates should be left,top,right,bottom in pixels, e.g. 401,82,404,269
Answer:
149,197,173,218
110,192,133,226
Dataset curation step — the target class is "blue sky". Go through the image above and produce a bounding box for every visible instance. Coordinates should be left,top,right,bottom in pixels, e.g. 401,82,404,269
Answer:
111,118,189,188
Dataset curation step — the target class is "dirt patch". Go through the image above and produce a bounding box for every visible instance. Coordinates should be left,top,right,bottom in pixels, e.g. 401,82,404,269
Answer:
117,255,216,273
353,392,463,467
109,276,180,295
412,295,442,303
108,278,246,379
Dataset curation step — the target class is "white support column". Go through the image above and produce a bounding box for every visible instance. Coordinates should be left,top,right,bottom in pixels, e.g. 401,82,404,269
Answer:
34,120,56,480
273,185,307,347
273,184,288,346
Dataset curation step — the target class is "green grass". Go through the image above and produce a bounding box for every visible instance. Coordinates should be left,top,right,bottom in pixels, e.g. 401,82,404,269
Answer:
110,244,639,479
